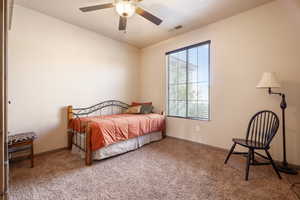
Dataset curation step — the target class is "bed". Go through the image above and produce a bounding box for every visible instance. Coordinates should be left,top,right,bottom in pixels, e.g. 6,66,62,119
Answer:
67,100,166,165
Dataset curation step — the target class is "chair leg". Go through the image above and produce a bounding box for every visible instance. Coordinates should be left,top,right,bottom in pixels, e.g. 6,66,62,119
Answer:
245,148,251,181
265,149,282,179
251,149,255,164
224,143,236,164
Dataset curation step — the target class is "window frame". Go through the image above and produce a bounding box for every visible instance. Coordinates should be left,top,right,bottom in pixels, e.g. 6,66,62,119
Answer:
166,40,211,121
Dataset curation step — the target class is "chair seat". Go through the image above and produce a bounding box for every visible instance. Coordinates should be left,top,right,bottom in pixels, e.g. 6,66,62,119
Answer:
233,138,266,149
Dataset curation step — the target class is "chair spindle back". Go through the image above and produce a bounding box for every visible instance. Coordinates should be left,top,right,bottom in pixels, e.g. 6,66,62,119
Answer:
246,110,279,148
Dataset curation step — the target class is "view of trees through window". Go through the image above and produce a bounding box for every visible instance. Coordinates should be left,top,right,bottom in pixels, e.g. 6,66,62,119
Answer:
167,41,210,120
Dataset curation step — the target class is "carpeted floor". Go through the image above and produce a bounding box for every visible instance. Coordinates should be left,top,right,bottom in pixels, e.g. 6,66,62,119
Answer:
9,137,300,200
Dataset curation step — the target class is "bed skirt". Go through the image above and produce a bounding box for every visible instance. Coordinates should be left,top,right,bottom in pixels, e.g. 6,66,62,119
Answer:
71,131,162,160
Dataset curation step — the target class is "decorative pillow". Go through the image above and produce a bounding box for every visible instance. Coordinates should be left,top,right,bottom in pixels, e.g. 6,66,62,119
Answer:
140,104,153,114
131,101,152,106
123,105,142,114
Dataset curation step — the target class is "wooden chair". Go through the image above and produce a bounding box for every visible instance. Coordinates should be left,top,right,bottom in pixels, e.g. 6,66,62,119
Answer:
224,110,282,181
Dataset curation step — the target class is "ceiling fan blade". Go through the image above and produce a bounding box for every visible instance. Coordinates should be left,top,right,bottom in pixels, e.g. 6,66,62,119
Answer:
119,17,127,31
135,7,162,26
79,3,114,12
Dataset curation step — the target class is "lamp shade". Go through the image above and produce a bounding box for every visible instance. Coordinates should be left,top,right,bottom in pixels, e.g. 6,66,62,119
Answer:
256,72,281,88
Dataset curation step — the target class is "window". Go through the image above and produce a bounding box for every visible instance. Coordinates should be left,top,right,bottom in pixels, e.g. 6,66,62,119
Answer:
166,41,210,120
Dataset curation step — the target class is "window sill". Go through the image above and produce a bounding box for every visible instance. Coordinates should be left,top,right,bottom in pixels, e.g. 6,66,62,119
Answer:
167,115,210,121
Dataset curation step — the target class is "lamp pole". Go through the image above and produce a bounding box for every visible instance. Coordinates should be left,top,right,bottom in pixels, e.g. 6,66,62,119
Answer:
268,88,298,175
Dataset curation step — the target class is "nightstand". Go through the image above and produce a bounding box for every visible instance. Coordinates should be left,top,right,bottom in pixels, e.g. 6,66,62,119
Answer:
8,132,37,168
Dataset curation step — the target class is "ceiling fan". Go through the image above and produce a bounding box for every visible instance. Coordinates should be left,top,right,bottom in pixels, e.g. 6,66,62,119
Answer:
79,0,163,31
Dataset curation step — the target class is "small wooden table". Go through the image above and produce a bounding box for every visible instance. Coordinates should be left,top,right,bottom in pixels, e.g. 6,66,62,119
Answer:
8,132,37,168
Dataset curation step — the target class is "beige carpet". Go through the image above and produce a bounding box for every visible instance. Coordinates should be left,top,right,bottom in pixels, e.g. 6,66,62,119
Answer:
9,137,300,200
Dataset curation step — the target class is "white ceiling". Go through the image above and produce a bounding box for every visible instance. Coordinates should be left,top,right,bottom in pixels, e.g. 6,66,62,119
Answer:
15,0,274,48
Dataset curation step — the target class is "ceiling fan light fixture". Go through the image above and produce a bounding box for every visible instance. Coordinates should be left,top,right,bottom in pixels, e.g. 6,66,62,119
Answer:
115,0,136,18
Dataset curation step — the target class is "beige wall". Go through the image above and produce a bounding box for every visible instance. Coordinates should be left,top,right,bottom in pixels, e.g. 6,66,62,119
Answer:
8,5,140,154
139,0,300,165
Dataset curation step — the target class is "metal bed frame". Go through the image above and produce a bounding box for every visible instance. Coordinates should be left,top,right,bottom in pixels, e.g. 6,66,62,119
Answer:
67,100,130,165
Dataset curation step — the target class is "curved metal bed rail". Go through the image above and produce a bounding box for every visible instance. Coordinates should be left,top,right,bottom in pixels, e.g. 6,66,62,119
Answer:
72,100,130,117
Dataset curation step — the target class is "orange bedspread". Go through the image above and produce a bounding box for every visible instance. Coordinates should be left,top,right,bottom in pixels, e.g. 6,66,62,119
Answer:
69,114,165,151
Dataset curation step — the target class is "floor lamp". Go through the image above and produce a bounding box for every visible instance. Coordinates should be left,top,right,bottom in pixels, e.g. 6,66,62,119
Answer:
257,72,298,175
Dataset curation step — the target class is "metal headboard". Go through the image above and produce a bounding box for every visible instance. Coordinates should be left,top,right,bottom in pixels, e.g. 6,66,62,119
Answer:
71,100,130,118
